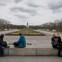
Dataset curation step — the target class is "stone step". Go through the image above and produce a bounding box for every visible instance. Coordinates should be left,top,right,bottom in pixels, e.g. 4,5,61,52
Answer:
4,48,61,56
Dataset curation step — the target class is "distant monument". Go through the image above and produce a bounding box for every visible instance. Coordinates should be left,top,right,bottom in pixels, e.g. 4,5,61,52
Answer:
27,22,29,28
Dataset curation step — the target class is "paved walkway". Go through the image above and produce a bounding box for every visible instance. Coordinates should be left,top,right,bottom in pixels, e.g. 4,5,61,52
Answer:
36,29,62,36
4,36,52,48
0,29,19,34
35,30,53,36
36,30,58,36
0,56,62,62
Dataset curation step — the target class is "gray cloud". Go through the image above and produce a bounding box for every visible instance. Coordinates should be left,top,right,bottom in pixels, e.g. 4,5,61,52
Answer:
27,3,40,8
14,0,22,3
0,0,12,6
0,0,7,6
0,3,6,6
10,7,37,16
10,8,18,13
15,14,28,19
49,4,62,10
49,1,62,13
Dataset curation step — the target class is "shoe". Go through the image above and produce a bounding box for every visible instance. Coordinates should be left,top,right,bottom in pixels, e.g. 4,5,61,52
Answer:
5,46,10,48
0,55,5,57
58,55,62,57
59,56,62,57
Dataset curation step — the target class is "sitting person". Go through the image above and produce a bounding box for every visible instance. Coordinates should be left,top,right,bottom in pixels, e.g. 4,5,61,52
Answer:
13,33,26,48
51,33,62,57
51,33,62,49
0,34,5,57
0,34,8,48
51,34,58,48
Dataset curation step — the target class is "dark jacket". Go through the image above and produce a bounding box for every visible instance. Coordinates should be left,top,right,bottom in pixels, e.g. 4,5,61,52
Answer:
57,36,62,43
0,36,7,48
51,36,62,46
0,37,3,46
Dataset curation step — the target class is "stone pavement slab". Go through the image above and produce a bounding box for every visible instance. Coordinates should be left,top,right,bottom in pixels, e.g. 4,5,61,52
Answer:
0,56,62,62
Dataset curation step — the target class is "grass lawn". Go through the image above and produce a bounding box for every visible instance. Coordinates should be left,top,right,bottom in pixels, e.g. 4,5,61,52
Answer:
6,28,45,36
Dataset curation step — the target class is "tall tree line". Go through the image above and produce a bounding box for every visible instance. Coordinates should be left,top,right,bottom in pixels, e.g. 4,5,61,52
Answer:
0,19,11,30
0,19,26,30
41,20,62,32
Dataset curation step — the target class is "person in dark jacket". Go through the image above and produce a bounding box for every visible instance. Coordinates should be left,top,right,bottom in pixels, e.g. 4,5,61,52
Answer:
51,33,62,49
51,34,58,48
13,33,26,48
51,33,62,57
0,34,7,48
0,34,4,57
0,34,9,57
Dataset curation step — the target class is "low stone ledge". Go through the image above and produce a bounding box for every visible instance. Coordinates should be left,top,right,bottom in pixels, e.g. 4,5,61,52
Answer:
4,48,62,56
9,48,36,56
36,48,58,56
4,48,9,56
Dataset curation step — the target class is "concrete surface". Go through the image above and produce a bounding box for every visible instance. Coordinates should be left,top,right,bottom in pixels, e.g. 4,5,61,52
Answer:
4,36,52,48
0,56,62,62
9,48,36,56
36,29,62,36
0,29,19,34
4,48,9,56
4,48,62,56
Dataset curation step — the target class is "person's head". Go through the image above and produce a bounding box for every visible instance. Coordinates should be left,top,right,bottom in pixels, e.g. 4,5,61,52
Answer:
55,33,60,37
0,34,4,39
53,34,56,37
19,33,23,36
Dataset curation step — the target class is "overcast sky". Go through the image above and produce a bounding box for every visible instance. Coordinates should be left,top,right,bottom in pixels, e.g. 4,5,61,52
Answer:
0,0,62,25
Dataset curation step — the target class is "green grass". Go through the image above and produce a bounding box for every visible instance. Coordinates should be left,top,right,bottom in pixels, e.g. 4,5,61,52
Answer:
6,28,45,36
